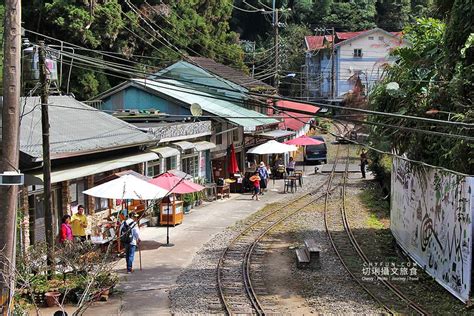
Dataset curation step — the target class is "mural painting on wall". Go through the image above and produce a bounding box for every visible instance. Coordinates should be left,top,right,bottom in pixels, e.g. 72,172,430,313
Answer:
391,158,474,302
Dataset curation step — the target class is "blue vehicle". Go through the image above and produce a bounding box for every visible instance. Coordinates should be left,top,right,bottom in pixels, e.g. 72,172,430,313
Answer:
304,136,327,164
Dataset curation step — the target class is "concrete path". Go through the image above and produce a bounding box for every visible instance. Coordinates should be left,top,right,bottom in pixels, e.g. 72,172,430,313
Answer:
85,176,303,315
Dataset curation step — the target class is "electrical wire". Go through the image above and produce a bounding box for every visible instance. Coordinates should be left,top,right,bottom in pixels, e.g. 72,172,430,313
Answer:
46,46,473,130
38,56,474,142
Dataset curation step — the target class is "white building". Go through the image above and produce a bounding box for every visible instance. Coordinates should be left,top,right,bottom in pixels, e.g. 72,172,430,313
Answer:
304,28,406,99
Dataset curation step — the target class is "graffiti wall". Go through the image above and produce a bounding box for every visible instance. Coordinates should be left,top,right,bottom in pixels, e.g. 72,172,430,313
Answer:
391,158,474,302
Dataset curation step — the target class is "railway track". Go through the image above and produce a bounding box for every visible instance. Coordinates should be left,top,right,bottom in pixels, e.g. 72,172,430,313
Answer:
324,146,429,315
216,165,341,314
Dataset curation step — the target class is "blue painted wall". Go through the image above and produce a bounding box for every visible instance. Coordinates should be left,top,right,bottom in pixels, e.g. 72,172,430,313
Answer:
102,86,192,116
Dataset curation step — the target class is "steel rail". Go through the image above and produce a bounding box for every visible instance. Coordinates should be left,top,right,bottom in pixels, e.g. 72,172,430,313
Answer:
217,173,335,314
324,145,396,314
340,151,429,315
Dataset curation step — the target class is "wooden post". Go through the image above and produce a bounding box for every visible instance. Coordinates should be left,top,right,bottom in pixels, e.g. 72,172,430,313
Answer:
0,0,21,313
39,41,55,277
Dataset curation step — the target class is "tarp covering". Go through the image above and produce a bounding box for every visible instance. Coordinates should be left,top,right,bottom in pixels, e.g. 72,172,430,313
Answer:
391,158,474,302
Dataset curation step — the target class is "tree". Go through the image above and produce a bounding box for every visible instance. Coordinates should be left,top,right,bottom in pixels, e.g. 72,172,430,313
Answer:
21,0,245,100
376,0,411,31
368,18,473,175
278,24,311,97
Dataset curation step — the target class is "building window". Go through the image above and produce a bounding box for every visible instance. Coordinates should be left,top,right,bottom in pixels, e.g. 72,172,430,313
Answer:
368,36,374,40
353,49,363,58
232,128,239,142
69,180,85,211
215,125,223,145
166,156,177,171
95,198,108,211
181,155,199,178
147,160,161,177
378,36,384,41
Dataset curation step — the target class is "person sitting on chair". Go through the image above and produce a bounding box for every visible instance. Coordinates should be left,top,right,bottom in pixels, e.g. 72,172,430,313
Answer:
286,157,296,175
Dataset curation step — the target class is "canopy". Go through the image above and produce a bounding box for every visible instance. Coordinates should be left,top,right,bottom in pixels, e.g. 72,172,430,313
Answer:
83,174,168,200
247,140,298,155
285,135,324,146
149,172,204,194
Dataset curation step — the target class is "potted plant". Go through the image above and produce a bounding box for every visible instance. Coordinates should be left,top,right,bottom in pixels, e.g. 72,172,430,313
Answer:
182,194,194,214
194,191,203,207
44,290,61,307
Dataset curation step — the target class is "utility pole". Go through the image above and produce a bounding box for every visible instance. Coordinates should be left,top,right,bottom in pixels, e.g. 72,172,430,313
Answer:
330,27,336,99
251,41,256,79
274,8,279,91
39,41,55,277
0,0,21,313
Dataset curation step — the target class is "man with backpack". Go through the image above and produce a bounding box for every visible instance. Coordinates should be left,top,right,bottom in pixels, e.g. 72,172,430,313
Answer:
120,212,141,273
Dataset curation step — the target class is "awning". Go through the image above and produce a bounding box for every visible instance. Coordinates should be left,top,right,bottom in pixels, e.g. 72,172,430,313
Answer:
193,141,216,151
25,152,158,185
252,129,296,139
271,100,320,131
173,141,195,151
150,146,180,158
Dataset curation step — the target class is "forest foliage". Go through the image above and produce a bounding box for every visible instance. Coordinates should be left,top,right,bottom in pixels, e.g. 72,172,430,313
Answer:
368,14,473,176
0,0,436,99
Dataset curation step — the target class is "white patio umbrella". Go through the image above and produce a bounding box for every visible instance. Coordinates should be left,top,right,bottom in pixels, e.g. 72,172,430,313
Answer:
247,140,298,155
83,174,168,200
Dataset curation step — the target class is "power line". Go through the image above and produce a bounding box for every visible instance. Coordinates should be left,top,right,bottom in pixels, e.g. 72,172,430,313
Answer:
47,46,473,131
35,54,474,142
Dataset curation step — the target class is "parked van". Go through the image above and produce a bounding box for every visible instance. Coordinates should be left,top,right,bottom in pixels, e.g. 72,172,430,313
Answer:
304,136,327,164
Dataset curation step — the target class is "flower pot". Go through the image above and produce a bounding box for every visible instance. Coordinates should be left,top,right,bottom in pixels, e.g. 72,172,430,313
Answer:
45,291,61,307
183,205,191,214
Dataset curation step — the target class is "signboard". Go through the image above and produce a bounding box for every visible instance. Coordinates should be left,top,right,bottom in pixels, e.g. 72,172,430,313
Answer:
391,158,474,302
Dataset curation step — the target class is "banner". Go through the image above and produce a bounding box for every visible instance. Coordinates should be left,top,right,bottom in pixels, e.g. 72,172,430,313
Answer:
391,158,474,302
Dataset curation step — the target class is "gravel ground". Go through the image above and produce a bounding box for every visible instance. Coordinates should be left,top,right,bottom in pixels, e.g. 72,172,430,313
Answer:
264,177,385,315
170,134,388,314
170,172,329,314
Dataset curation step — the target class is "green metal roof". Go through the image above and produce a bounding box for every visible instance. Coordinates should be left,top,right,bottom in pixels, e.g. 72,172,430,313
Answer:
132,79,279,132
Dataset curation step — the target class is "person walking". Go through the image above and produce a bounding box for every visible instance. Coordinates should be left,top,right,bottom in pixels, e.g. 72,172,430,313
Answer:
257,162,269,195
120,212,141,273
360,149,368,179
286,156,296,175
59,214,73,244
249,172,261,201
71,204,88,242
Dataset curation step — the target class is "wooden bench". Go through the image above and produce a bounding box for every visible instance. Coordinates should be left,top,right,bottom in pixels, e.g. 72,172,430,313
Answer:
295,239,321,269
296,248,311,269
305,239,321,268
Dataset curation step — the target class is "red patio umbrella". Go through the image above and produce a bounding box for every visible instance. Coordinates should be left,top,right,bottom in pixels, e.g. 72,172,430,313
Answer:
228,144,240,175
284,135,324,146
284,135,324,172
149,172,204,194
149,172,205,247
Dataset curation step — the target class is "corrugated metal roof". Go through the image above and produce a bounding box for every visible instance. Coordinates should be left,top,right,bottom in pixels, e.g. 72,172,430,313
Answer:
132,79,279,132
15,96,154,160
273,100,320,132
187,57,276,92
